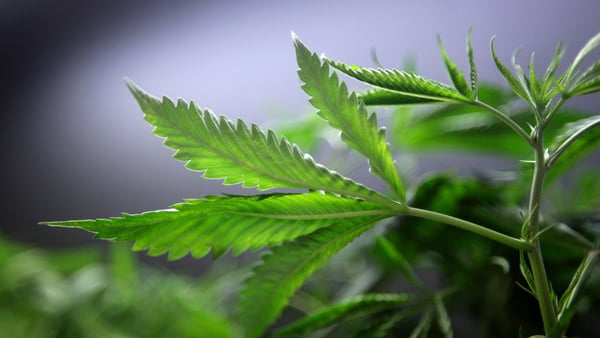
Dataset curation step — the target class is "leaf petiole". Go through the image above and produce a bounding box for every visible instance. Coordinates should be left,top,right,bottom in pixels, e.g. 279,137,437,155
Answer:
405,207,532,251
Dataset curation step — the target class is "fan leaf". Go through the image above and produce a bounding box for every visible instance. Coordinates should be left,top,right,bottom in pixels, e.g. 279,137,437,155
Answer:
45,193,394,260
293,34,405,202
323,59,468,103
239,217,386,338
276,293,415,336
126,82,392,205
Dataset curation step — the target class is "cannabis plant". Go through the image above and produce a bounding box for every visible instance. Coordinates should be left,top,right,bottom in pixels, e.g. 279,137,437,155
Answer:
45,31,600,337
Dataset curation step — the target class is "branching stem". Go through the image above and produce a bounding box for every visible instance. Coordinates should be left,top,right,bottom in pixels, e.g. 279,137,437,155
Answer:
526,127,558,335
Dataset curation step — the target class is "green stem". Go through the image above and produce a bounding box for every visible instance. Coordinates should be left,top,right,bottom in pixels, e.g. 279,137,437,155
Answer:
405,207,531,251
472,100,534,146
526,129,557,335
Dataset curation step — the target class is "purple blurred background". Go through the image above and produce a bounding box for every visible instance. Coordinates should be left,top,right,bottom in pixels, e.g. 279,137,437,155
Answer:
1,0,598,254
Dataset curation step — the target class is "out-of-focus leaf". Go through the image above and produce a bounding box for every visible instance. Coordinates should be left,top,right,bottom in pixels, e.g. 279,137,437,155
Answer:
276,293,415,336
239,217,384,338
564,32,600,85
546,115,600,183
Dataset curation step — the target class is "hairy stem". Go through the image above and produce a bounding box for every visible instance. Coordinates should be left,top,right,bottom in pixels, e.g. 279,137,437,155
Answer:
405,207,531,251
526,128,557,335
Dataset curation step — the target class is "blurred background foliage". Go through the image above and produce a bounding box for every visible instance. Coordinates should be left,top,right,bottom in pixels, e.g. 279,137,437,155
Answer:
0,237,243,338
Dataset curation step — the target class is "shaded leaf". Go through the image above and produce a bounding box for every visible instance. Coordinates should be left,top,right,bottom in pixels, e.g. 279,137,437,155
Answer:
45,193,393,260
409,309,433,338
351,311,406,338
276,293,415,336
294,34,405,201
270,115,327,153
359,88,440,105
240,218,386,338
127,81,389,204
374,236,423,289
433,296,453,338
390,84,531,156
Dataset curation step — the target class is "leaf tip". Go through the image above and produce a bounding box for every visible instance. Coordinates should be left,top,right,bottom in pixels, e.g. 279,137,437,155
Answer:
291,31,304,48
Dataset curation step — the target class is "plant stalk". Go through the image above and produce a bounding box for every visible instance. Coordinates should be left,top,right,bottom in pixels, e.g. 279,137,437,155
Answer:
473,100,534,146
526,129,558,335
405,207,531,251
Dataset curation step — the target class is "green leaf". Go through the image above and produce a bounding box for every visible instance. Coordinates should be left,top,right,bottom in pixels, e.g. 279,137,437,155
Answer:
270,115,327,153
438,34,474,100
359,88,440,105
519,250,537,297
547,115,600,169
564,32,600,85
374,236,423,289
409,309,433,338
467,28,478,98
293,34,406,202
390,84,533,157
45,192,393,260
552,251,600,338
490,38,531,102
324,61,468,104
528,52,543,105
566,76,600,97
351,311,406,338
433,296,453,338
239,217,386,338
276,293,415,336
542,41,565,89
573,60,600,85
127,81,389,204
510,49,537,110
